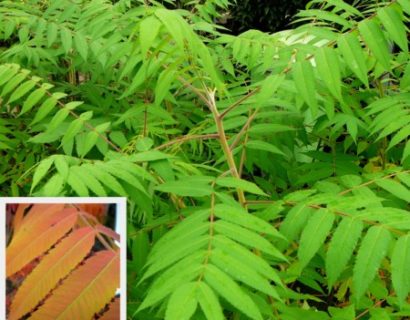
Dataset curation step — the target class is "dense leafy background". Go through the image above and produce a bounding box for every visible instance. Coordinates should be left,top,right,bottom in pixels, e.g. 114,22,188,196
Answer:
0,0,410,319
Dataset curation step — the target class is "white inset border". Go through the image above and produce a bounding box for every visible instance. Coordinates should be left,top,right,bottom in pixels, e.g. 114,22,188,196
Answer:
0,197,127,320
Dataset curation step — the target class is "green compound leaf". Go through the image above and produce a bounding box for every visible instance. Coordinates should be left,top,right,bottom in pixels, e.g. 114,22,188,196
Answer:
326,217,363,288
165,282,198,320
298,209,335,271
391,235,410,306
204,264,263,320
353,226,391,302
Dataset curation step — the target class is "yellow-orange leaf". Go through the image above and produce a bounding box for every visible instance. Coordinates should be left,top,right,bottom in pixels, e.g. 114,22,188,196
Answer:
76,210,100,229
19,203,65,231
7,208,78,277
99,297,120,320
30,250,120,320
12,203,31,234
7,204,66,257
96,224,120,242
9,227,96,320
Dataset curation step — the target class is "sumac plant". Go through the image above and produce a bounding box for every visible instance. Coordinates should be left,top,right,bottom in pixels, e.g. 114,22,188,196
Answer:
6,203,120,320
0,0,410,319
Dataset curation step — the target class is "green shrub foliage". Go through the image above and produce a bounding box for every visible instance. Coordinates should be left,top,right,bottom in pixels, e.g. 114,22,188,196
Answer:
1,0,410,319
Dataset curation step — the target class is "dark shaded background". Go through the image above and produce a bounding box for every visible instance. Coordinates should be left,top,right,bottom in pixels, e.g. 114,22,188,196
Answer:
223,0,310,34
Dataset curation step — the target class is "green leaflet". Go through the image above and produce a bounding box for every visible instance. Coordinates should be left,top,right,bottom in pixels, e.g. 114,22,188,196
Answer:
328,305,355,320
109,160,155,183
374,114,410,142
41,173,65,196
74,31,88,61
8,78,39,104
211,248,281,300
138,251,205,311
369,308,391,319
280,204,314,242
398,0,410,15
31,93,66,125
204,264,263,320
204,116,247,134
53,155,69,180
378,4,408,52
397,172,410,188
144,234,209,281
375,178,410,202
120,64,146,98
196,40,223,89
135,137,154,152
155,179,213,197
402,141,410,163
337,32,369,87
283,190,317,202
400,59,410,91
99,164,148,196
140,16,162,58
213,204,285,240
83,164,127,196
276,304,330,320
246,140,286,156
132,231,150,273
298,209,335,271
71,166,107,196
81,131,99,157
47,22,58,47
148,220,209,261
256,74,285,103
128,150,171,162
109,131,128,148
1,69,29,96
353,226,391,301
155,67,175,106
213,235,283,286
155,9,193,50
387,124,410,150
249,123,296,135
0,64,19,86
293,59,318,116
66,167,89,196
297,9,352,29
315,46,342,101
155,9,223,89
165,282,198,320
391,235,410,306
61,118,85,146
358,18,391,71
20,84,51,115
30,157,54,193
77,122,109,156
215,177,267,196
60,27,72,54
326,0,363,17
149,209,210,250
365,94,410,116
326,217,363,288
47,108,69,132
214,220,287,261
196,282,224,320
0,64,9,78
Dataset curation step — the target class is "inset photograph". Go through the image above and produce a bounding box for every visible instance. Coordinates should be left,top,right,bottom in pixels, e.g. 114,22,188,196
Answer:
1,198,126,320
